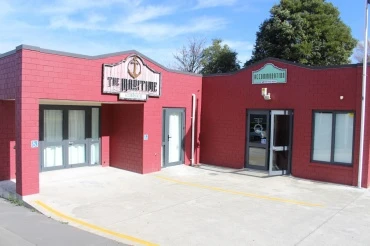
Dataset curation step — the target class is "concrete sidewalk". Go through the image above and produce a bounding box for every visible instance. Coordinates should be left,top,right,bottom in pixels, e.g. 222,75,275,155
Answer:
0,198,125,246
5,165,370,246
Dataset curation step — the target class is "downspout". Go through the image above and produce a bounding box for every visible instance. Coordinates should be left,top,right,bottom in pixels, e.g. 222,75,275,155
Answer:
191,94,196,166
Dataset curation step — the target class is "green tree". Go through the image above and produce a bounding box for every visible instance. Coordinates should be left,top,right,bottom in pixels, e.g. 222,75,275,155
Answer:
201,39,240,75
245,0,357,66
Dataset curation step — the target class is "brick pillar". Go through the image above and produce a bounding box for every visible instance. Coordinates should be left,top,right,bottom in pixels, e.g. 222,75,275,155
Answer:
15,49,40,196
15,98,39,196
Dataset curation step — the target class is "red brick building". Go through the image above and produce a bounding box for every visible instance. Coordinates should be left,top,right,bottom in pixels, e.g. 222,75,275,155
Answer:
0,45,202,196
201,59,369,188
0,45,369,197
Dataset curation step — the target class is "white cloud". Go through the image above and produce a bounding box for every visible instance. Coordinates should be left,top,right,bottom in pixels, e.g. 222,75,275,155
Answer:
47,2,187,39
87,13,107,24
0,0,231,66
40,0,134,14
49,12,227,41
222,40,254,63
127,5,176,24
194,0,238,9
113,16,227,39
223,40,254,50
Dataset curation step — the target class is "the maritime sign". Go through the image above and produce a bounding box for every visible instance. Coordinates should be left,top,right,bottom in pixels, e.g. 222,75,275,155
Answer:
103,55,161,101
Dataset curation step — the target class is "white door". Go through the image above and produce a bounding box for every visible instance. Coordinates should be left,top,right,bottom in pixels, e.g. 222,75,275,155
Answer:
163,108,185,166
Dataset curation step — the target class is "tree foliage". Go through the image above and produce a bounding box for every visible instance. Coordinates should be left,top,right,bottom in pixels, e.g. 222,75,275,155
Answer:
173,37,206,73
201,39,240,74
353,41,370,63
245,0,357,66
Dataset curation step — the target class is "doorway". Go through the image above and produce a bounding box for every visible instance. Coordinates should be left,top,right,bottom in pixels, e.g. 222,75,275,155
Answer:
39,105,101,171
246,110,293,175
162,108,185,167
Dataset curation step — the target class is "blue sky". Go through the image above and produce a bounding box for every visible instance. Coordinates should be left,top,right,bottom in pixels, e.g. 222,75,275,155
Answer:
0,0,365,67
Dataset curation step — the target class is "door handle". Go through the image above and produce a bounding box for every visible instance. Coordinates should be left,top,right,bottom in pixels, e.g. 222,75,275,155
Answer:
168,135,172,141
68,142,73,145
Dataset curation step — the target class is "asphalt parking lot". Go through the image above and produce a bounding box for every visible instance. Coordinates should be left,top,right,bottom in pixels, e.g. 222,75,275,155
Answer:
22,165,370,246
0,198,125,246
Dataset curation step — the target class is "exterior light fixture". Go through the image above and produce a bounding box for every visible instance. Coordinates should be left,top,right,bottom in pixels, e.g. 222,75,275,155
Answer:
261,88,271,100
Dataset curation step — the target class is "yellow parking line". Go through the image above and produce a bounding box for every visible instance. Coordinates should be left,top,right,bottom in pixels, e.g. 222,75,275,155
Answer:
155,175,324,208
35,200,159,246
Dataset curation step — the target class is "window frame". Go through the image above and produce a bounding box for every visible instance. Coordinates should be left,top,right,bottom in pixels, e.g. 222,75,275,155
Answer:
311,110,355,166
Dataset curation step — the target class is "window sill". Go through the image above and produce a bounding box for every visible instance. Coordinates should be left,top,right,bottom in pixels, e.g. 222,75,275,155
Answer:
309,162,353,170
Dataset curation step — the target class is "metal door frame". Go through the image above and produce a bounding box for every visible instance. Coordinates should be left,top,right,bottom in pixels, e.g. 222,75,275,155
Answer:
245,110,270,170
162,108,185,167
269,110,293,175
39,105,101,171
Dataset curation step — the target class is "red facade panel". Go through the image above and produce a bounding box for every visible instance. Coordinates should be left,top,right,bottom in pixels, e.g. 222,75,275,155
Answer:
201,60,365,187
142,72,202,173
0,100,16,180
0,52,19,100
110,104,144,173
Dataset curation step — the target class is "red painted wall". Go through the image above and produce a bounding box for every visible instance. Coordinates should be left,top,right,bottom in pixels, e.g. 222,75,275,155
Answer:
110,104,144,173
143,73,202,173
0,52,19,181
0,52,19,100
201,59,365,187
0,100,16,180
14,46,202,195
101,104,113,167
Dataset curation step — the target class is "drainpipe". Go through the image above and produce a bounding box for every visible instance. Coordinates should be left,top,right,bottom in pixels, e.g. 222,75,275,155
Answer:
191,94,196,166
358,0,369,188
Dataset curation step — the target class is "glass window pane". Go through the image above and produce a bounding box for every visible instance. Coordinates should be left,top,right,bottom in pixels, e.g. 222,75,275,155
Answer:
44,146,63,167
249,114,268,145
69,144,86,165
273,115,290,146
313,112,332,162
168,112,182,163
248,147,266,167
334,113,354,163
272,150,289,171
91,142,100,164
92,108,99,139
44,110,63,142
68,110,85,140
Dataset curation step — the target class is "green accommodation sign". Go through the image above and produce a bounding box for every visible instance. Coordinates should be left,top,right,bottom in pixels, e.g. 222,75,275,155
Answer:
252,63,287,84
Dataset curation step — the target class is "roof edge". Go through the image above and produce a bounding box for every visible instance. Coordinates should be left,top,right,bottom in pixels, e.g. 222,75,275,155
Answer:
0,49,17,59
203,57,361,77
7,44,201,77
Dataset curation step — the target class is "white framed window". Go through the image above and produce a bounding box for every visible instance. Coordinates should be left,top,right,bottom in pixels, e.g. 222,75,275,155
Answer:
312,111,354,165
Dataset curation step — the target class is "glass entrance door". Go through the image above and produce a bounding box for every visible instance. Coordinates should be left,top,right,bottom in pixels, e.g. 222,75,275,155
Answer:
43,110,64,169
246,111,269,170
269,110,292,175
40,106,101,171
68,110,86,166
163,108,185,166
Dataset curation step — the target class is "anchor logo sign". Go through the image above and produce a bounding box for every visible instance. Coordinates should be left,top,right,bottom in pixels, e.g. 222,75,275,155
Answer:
128,56,142,79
